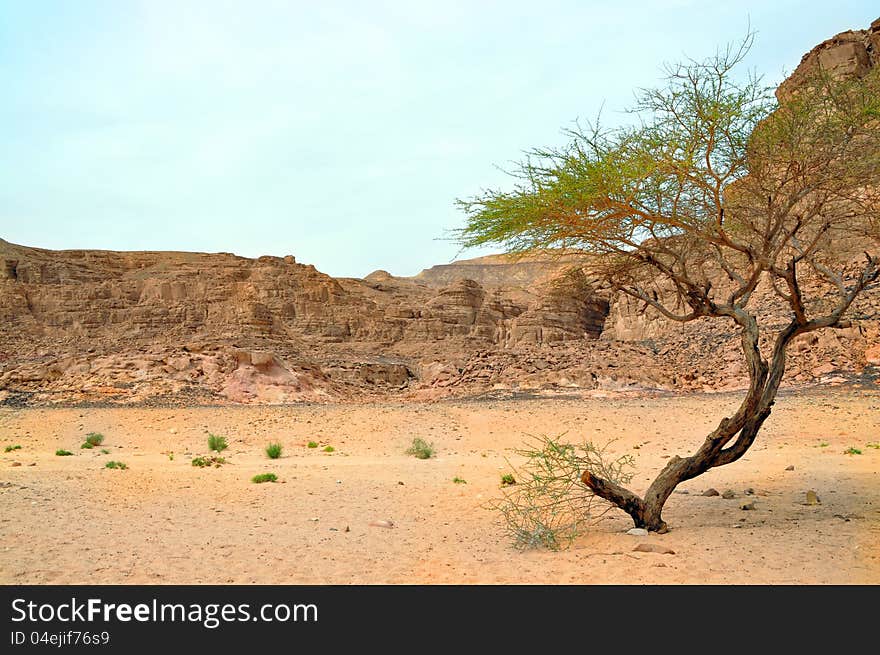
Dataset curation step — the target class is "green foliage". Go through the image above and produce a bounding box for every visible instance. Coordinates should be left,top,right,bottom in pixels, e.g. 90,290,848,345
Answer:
85,433,104,447
493,436,635,550
251,473,278,484
500,473,516,486
323,445,335,453
4,444,21,453
819,442,829,448
453,477,467,484
101,449,110,455
405,438,435,459
105,461,127,470
307,441,319,449
207,433,229,454
55,449,73,456
265,442,283,459
81,442,93,449
168,452,174,460
192,456,226,468
844,447,862,455
866,442,880,450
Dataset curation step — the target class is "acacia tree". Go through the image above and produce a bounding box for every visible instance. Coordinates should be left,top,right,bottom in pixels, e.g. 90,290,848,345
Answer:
458,38,880,533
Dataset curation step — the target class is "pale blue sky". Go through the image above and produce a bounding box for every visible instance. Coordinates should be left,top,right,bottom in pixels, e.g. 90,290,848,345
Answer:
1,1,877,277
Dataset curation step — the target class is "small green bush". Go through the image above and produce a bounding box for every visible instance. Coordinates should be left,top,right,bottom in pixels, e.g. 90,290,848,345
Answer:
101,449,110,455
251,473,278,484
867,442,880,450
307,441,319,449
453,477,467,484
192,456,226,468
844,447,862,455
323,445,335,453
501,473,517,486
406,438,435,459
105,461,127,470
81,442,94,449
85,433,104,447
4,444,21,453
208,433,229,453
265,442,283,459
55,449,73,456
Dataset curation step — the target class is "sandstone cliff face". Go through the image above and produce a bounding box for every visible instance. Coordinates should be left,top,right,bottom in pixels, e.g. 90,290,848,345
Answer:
0,238,613,404
777,18,880,100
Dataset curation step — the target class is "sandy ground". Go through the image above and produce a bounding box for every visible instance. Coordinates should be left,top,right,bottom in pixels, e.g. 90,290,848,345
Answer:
0,388,878,584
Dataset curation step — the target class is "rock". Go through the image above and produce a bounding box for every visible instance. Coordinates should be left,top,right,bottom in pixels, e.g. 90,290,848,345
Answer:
785,465,795,471
702,488,720,497
722,490,736,499
744,488,755,495
369,520,394,528
674,489,689,495
633,543,676,555
740,501,756,510
10,462,21,467
626,528,649,536
805,490,821,505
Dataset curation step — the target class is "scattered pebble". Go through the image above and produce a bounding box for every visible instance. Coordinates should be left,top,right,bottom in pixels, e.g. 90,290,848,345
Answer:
369,520,394,528
805,490,821,506
740,501,756,510
674,489,689,495
785,465,795,471
626,528,649,536
702,488,720,497
10,462,21,467
722,489,736,499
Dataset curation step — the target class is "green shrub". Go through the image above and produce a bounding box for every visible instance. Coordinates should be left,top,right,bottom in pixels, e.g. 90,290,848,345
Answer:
4,444,21,453
251,473,278,484
844,447,862,455
494,436,636,550
192,456,226,468
207,433,229,453
323,446,335,453
406,438,435,459
453,477,467,484
55,449,73,456
105,461,127,470
265,442,283,459
307,441,319,449
85,433,104,447
101,449,110,455
81,442,93,449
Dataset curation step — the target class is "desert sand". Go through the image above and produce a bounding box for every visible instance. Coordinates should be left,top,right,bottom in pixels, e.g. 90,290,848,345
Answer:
0,388,878,585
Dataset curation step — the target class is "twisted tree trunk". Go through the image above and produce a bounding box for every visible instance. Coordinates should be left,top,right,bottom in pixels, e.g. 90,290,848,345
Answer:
581,312,799,532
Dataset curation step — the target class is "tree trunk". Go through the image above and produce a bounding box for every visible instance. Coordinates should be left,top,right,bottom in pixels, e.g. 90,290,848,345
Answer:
581,315,799,532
